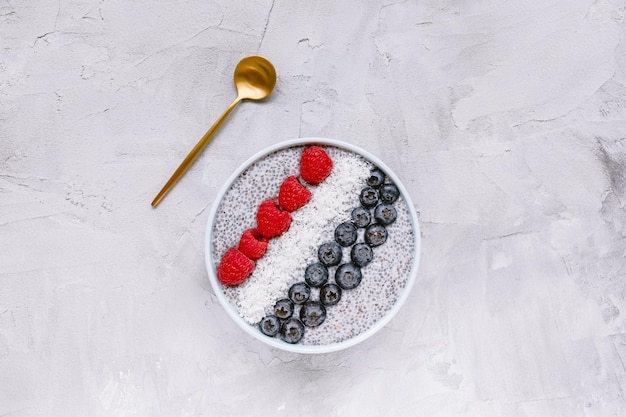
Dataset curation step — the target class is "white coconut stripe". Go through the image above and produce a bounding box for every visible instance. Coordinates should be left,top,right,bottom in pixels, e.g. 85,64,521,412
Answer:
236,153,371,324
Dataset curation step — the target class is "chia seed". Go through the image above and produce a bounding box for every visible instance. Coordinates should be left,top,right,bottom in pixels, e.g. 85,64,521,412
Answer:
210,145,415,346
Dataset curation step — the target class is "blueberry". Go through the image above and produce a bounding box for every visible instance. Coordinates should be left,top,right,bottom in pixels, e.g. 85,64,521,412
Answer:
334,221,357,247
379,183,400,204
304,262,328,287
259,315,280,337
281,317,305,344
299,301,327,327
374,203,397,225
359,186,379,208
367,168,386,188
351,242,373,267
273,298,294,319
365,223,387,247
318,241,342,266
288,282,311,304
335,263,362,289
320,283,342,306
351,206,371,228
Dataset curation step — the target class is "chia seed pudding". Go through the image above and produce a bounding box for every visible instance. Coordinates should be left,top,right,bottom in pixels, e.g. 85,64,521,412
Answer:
209,142,416,347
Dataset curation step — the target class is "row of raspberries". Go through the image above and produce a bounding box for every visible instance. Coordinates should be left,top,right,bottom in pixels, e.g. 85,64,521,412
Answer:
217,146,334,286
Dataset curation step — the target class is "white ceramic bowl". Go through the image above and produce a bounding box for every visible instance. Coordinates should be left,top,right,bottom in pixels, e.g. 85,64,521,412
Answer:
205,138,421,354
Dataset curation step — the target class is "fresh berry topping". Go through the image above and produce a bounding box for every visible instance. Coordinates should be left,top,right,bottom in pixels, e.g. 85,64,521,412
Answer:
320,283,342,306
288,282,311,304
299,146,333,185
256,199,292,238
367,168,386,188
274,298,294,319
259,315,281,336
278,175,312,212
351,206,371,228
299,301,327,327
379,183,400,204
217,247,255,286
304,262,329,287
365,223,387,247
281,317,305,344
237,228,269,260
374,203,397,226
335,263,362,290
318,241,343,266
351,243,373,267
359,186,379,208
334,221,358,247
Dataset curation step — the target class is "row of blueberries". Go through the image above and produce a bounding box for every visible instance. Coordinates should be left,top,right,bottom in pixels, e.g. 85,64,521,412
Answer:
258,168,400,344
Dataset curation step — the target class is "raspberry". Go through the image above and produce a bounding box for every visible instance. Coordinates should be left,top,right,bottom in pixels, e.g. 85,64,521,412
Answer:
238,228,268,260
217,247,255,286
278,175,312,212
299,146,333,185
256,199,292,238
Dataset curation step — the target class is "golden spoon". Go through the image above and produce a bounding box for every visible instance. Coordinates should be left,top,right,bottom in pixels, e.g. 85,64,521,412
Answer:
151,55,277,207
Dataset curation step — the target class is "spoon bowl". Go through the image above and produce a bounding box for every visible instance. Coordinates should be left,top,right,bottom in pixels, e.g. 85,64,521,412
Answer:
234,56,277,100
151,55,277,207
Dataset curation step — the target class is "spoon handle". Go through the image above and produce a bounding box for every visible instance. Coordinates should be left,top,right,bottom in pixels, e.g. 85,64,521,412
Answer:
151,97,242,207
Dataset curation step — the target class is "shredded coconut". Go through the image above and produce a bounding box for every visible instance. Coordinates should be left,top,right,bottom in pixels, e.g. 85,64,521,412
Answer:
236,152,370,323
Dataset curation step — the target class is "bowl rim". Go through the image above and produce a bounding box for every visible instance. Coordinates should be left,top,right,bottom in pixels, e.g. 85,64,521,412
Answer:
204,137,421,354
